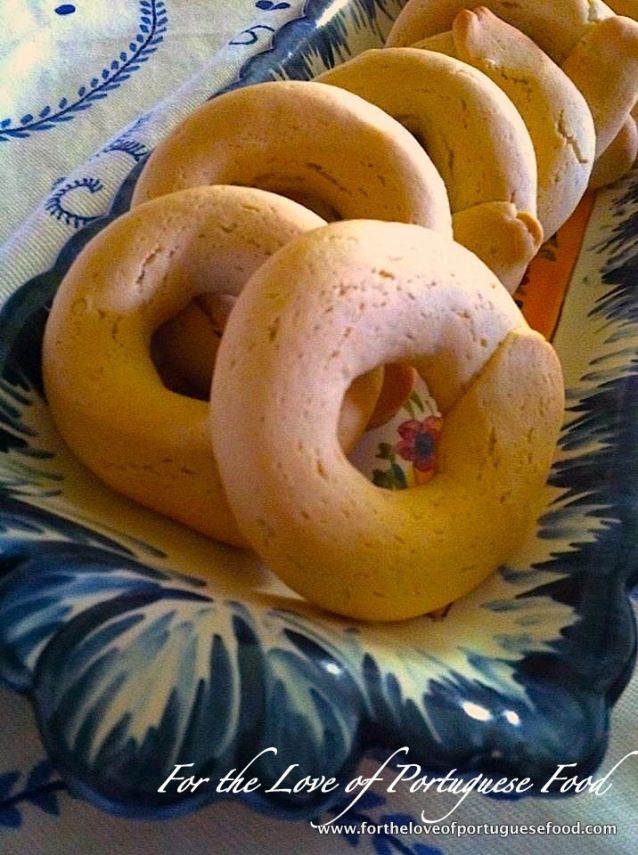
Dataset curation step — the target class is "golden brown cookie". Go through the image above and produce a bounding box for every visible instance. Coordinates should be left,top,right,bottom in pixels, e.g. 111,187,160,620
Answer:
415,7,596,238
211,220,564,621
131,80,453,236
151,291,388,442
43,186,328,546
387,0,638,179
318,48,542,291
386,0,614,63
561,14,638,157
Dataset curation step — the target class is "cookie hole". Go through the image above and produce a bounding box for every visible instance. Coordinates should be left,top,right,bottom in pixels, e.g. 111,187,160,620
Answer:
277,188,342,222
347,364,444,492
151,293,236,400
240,174,343,221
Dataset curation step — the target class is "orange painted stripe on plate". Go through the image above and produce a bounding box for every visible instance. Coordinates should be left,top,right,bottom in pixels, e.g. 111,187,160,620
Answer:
513,192,597,341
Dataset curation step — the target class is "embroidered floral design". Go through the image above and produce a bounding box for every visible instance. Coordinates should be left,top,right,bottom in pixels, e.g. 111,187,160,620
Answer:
0,761,66,828
44,177,105,229
395,416,443,474
255,1,291,9
0,1,167,142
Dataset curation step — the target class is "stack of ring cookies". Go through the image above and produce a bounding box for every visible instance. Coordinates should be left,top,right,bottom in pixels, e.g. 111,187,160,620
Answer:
43,0,638,621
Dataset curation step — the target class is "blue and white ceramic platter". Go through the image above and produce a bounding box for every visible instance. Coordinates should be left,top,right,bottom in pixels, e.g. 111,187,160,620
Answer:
0,0,636,825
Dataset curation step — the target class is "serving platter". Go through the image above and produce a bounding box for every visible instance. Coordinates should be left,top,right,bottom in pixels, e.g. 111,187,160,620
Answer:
0,0,636,824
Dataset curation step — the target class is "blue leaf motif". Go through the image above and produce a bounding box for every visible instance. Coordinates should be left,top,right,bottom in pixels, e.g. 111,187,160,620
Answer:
340,826,361,846
0,772,19,799
20,114,33,125
0,529,194,690
0,807,22,827
1,118,10,128
22,588,365,818
39,106,51,118
26,792,60,816
0,760,66,823
26,760,54,790
355,790,386,811
256,0,291,9
58,97,68,109
371,840,393,855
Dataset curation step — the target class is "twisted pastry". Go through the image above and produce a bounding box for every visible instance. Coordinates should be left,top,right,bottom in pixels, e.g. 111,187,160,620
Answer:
131,79,454,432
412,7,596,238
387,0,638,184
587,1,638,187
386,0,614,61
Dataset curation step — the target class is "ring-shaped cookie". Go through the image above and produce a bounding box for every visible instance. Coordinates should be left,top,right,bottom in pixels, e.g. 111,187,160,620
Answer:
561,14,638,158
413,8,596,238
131,80,452,237
385,0,614,62
318,48,542,292
211,221,564,621
42,185,332,546
386,1,638,169
601,1,638,182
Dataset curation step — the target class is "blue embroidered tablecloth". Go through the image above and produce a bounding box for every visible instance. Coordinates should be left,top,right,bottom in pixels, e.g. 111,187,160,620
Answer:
0,2,636,853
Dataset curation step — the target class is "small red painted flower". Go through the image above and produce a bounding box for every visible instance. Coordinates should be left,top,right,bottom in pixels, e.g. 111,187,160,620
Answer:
395,415,443,472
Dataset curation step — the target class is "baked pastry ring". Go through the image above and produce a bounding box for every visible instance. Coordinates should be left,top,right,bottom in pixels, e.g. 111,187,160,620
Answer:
595,1,638,183
211,220,564,621
131,80,452,237
43,185,334,546
413,7,596,238
385,0,614,62
386,1,638,179
561,14,638,158
318,48,542,292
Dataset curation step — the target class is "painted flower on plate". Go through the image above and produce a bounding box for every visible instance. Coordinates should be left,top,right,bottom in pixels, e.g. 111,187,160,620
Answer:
395,416,442,473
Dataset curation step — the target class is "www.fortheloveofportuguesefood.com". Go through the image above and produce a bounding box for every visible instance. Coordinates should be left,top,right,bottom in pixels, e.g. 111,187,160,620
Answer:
315,820,618,839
